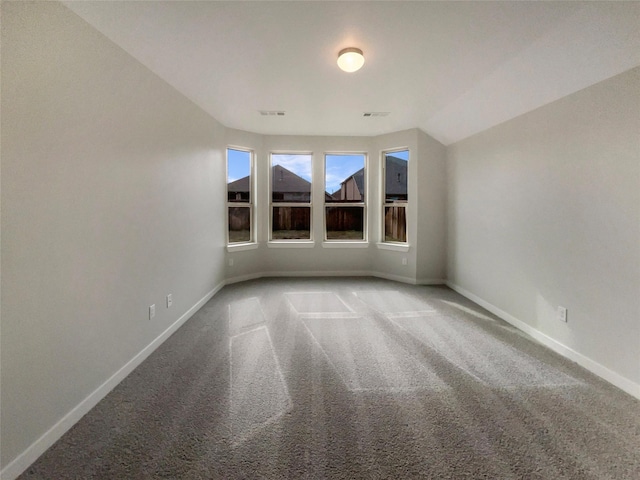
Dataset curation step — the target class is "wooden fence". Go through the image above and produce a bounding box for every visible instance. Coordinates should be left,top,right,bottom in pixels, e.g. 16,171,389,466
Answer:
228,207,250,231
273,207,310,231
230,205,405,240
325,207,363,232
384,206,406,242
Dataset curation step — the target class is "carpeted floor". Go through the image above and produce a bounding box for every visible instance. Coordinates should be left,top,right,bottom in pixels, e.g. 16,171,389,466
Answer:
19,277,640,479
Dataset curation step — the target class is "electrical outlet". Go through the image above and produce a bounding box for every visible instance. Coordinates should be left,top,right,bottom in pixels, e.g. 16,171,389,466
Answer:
557,306,567,323
167,294,173,308
228,258,234,266
149,304,156,320
402,257,408,266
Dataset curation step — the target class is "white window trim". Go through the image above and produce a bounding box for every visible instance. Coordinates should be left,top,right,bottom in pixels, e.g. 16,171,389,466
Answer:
323,241,369,249
376,242,410,252
226,146,256,247
268,152,314,243
227,243,259,253
323,152,368,243
381,147,410,246
267,241,315,249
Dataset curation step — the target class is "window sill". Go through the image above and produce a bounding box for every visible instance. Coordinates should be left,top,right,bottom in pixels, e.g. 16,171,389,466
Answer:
268,241,315,249
376,242,410,253
227,243,259,253
322,241,369,249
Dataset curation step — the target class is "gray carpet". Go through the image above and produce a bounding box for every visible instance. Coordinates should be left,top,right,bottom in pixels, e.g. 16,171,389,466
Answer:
19,277,640,479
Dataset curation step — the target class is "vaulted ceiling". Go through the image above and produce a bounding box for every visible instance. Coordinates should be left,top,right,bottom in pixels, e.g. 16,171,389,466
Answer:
63,1,640,145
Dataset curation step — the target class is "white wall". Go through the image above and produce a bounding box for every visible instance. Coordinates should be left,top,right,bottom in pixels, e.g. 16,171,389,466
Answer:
260,135,375,276
225,132,376,281
1,2,227,474
447,67,640,394
416,129,447,283
225,129,448,284
371,129,419,281
2,2,636,478
224,128,268,280
0,5,449,472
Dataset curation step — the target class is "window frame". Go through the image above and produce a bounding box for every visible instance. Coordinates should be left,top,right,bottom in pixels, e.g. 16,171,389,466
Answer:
226,146,256,249
381,148,409,246
268,151,314,244
323,152,368,244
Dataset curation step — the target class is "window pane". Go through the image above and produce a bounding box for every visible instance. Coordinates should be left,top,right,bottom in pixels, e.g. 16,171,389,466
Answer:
227,149,251,203
325,154,365,203
272,206,311,240
326,206,364,240
384,206,406,243
384,150,408,203
272,154,312,203
228,206,251,243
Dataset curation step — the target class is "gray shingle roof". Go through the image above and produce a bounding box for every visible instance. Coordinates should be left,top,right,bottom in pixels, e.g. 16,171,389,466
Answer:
227,175,250,193
228,165,311,194
271,164,311,194
385,155,408,197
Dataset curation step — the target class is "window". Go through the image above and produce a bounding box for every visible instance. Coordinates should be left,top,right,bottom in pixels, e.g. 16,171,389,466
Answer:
227,148,253,244
324,154,366,241
270,153,312,241
382,149,408,243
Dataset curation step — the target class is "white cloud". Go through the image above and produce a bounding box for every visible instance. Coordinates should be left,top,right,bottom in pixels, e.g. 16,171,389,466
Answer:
272,154,312,181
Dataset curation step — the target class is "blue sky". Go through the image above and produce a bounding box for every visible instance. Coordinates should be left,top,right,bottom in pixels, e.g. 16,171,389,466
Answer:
325,154,365,194
271,154,313,182
387,150,409,161
227,148,251,183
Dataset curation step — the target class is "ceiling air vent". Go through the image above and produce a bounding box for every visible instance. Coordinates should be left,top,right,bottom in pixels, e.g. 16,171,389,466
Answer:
363,112,390,117
259,110,285,116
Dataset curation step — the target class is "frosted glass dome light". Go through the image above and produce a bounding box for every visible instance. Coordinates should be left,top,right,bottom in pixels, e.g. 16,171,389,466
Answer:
337,47,365,73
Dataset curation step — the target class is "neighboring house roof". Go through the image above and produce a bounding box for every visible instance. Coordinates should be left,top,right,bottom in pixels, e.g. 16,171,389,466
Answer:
385,155,408,196
227,175,250,193
271,164,311,193
341,167,365,196
228,164,311,194
229,160,406,197
333,156,406,199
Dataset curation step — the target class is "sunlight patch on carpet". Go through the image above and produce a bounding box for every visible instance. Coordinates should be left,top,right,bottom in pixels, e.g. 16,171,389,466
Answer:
229,297,266,336
301,315,448,392
230,326,291,445
355,291,435,316
389,315,581,388
285,292,353,314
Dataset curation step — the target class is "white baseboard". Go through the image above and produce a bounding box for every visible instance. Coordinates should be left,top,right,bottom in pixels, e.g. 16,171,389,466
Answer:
266,270,373,278
370,271,418,285
224,271,267,285
0,281,226,480
446,281,640,400
416,277,446,285
226,270,375,285
225,270,436,287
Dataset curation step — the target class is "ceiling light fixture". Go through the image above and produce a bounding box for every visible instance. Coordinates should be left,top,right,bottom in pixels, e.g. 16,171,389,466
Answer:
337,47,365,73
